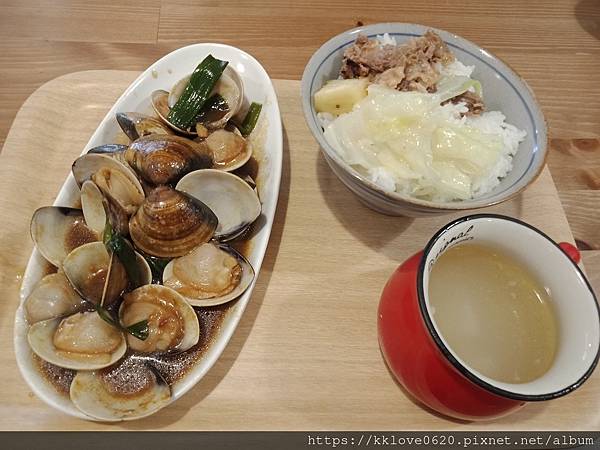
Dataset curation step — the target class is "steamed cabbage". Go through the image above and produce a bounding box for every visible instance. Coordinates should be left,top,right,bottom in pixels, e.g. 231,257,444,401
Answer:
322,84,518,201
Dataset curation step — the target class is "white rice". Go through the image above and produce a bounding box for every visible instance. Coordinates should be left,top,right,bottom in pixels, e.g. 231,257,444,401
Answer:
376,33,397,46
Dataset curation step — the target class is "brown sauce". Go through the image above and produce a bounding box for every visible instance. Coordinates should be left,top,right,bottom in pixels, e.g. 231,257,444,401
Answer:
64,218,97,254
42,260,58,276
233,155,259,182
33,354,75,395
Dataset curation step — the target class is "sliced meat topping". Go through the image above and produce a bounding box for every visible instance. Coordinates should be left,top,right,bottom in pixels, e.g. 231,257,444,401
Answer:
443,91,485,116
340,30,455,93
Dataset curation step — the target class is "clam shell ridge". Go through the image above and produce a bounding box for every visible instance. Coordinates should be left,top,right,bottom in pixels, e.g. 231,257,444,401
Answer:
129,186,218,258
125,134,213,186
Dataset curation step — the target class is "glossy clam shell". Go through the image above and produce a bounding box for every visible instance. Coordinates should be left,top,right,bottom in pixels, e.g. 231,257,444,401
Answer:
125,134,212,186
129,186,218,258
24,272,86,324
70,360,171,422
27,312,127,370
30,206,98,268
87,144,129,166
162,243,255,307
116,112,173,141
119,284,200,353
176,169,261,241
72,153,145,215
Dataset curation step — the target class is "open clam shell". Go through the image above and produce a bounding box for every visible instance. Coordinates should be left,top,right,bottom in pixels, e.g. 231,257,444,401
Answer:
205,128,253,172
62,241,152,306
87,144,129,166
70,358,171,422
24,272,86,324
124,134,212,186
116,112,173,142
119,284,200,353
30,207,98,268
176,169,261,241
151,66,244,135
27,311,127,370
163,242,255,307
72,153,145,215
80,180,106,236
62,241,128,306
129,186,218,258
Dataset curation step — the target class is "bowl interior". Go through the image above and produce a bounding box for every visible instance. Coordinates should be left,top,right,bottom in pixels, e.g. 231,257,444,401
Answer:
301,23,547,210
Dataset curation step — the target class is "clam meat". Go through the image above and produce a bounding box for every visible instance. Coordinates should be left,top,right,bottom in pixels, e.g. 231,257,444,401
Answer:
119,284,199,353
28,311,127,370
163,242,254,307
72,153,145,215
205,128,252,172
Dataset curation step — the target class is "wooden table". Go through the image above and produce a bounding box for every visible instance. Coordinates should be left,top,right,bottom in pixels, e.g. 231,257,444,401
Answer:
0,0,599,429
1,0,599,279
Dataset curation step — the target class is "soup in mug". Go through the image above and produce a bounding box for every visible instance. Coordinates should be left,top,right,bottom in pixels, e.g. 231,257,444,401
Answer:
428,242,558,384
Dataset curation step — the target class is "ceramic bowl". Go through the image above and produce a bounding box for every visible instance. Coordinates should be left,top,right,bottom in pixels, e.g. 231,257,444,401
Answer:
301,23,547,216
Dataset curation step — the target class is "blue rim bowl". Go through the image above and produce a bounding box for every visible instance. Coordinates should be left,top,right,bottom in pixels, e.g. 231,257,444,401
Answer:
301,23,548,216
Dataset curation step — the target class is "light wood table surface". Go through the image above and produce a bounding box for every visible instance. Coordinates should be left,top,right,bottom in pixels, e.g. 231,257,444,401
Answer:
0,0,599,429
1,0,599,276
0,73,595,430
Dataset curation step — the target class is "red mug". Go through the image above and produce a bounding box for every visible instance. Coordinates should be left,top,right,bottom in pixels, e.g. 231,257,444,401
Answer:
378,214,600,420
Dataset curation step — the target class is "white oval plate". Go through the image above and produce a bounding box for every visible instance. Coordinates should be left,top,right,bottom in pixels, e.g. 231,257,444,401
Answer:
14,44,283,421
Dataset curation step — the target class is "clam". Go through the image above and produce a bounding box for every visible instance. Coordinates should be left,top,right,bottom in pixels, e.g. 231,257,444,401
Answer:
87,144,129,166
24,272,86,324
80,180,106,236
177,169,261,241
151,66,244,134
30,207,98,268
72,153,145,215
62,241,152,307
27,311,127,370
62,241,128,307
116,112,173,142
205,128,252,172
70,358,171,421
163,242,254,307
119,284,200,353
129,186,218,258
124,135,212,186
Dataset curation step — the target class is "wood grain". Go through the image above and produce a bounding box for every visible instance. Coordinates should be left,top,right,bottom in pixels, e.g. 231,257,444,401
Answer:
0,71,598,430
0,0,599,148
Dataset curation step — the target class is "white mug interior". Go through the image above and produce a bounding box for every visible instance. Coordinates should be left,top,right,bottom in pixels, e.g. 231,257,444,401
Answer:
420,214,600,400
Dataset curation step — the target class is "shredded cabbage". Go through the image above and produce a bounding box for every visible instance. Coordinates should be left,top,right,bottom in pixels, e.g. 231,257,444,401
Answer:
323,84,521,201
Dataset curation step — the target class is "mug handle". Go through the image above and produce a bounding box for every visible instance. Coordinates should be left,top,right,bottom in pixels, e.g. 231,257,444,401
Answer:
559,242,581,264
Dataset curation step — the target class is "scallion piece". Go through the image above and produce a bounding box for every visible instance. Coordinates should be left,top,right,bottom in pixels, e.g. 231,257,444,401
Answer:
94,303,149,341
103,220,144,289
167,55,229,130
144,255,171,284
239,102,262,136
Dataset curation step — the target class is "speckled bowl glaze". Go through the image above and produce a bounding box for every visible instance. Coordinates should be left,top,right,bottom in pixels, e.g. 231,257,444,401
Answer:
301,23,547,216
